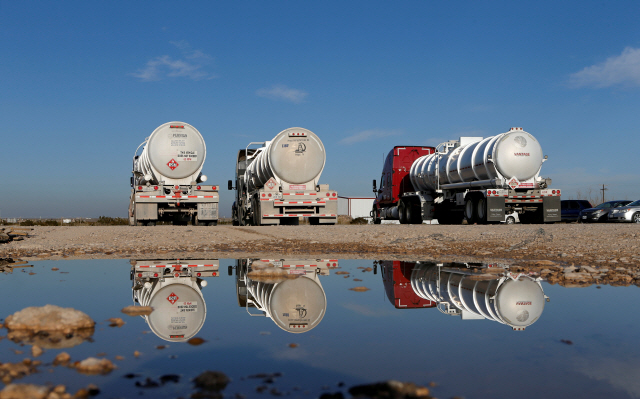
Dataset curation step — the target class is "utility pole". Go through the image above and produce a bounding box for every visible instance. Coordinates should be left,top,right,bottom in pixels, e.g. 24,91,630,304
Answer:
600,184,607,204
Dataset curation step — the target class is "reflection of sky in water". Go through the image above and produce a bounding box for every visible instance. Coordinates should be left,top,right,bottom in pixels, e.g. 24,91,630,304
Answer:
0,259,639,398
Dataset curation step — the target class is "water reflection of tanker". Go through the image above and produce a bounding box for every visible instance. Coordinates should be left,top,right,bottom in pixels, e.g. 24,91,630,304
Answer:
409,262,549,330
379,260,436,309
234,258,337,333
130,259,219,342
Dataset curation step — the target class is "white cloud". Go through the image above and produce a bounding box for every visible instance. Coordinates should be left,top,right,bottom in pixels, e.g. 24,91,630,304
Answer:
131,41,216,82
340,129,402,145
256,84,308,103
569,47,640,88
576,358,640,398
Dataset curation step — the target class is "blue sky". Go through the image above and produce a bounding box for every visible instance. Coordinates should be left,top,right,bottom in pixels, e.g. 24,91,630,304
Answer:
2,1,640,218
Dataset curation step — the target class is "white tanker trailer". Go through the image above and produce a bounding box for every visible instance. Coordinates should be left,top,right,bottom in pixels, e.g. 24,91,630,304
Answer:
410,262,548,330
129,122,219,226
229,127,337,225
375,127,560,224
234,258,332,333
130,259,220,341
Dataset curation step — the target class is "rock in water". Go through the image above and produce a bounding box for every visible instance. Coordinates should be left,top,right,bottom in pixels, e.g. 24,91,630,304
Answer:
4,305,95,334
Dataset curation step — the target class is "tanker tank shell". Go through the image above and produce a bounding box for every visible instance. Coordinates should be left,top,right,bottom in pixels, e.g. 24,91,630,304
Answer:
143,281,206,342
136,121,206,183
269,276,326,333
246,127,325,190
410,128,544,192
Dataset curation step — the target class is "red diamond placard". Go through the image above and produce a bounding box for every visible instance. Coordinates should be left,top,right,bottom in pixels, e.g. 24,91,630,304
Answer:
167,159,179,170
266,177,277,190
167,292,179,304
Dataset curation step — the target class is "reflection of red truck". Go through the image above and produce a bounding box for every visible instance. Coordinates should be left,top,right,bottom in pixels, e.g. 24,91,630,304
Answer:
379,260,436,309
370,146,435,224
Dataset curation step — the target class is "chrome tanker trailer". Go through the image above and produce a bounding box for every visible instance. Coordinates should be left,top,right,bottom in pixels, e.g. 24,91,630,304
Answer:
130,122,219,226
409,262,548,330
229,127,337,225
372,127,561,224
233,258,334,333
130,259,220,342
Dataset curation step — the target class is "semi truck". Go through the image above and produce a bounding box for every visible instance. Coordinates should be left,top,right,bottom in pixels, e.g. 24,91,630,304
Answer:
371,127,561,224
232,258,334,333
129,258,219,341
229,127,338,226
409,261,548,330
129,122,219,226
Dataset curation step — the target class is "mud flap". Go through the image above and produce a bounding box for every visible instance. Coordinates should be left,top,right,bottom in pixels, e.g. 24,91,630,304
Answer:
486,196,505,222
198,203,218,220
543,196,561,222
135,203,157,220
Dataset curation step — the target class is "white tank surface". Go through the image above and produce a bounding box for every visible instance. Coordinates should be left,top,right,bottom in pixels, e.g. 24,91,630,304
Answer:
245,127,326,191
134,278,207,342
410,128,544,191
134,121,207,184
247,273,326,333
410,263,546,330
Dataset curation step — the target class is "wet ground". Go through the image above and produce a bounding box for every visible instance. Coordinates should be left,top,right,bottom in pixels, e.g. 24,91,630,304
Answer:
1,257,639,398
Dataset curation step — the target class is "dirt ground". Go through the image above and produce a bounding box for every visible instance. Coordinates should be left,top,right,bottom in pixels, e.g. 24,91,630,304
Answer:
0,223,638,264
1,223,639,287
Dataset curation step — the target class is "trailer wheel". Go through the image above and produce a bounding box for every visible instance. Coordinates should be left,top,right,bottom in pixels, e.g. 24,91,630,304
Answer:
251,197,261,226
464,199,476,224
475,197,487,224
147,221,156,226
209,220,218,226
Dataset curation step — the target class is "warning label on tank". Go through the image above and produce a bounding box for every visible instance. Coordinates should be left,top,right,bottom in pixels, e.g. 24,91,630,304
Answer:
167,159,179,170
167,292,179,304
178,150,197,162
177,301,198,313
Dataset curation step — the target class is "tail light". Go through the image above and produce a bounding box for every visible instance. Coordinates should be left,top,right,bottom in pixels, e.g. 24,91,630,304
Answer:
137,186,142,191
154,186,158,190
332,193,337,197
197,186,201,190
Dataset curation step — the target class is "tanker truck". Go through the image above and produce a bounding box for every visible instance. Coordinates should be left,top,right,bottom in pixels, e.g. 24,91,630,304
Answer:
409,261,549,330
229,127,337,226
371,127,561,224
233,258,334,333
129,122,219,226
129,258,220,341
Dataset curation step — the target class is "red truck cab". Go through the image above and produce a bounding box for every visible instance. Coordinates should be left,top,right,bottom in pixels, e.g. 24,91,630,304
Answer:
372,146,435,223
380,260,436,309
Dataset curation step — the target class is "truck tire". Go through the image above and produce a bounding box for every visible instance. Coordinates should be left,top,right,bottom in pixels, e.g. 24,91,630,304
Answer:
371,207,382,224
209,220,218,226
475,197,487,224
399,200,409,224
251,197,261,226
147,221,156,226
464,199,476,224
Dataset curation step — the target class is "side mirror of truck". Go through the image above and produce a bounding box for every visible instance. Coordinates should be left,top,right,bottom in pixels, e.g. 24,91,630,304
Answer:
228,180,234,190
130,176,134,187
372,179,377,193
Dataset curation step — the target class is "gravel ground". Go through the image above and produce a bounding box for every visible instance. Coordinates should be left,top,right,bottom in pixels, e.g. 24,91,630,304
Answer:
1,224,639,265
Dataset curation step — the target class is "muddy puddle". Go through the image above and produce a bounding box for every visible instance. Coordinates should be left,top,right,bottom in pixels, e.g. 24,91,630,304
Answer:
1,257,639,398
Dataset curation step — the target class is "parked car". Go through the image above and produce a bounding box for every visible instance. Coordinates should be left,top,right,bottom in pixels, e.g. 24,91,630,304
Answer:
579,200,632,223
561,200,592,222
608,199,640,223
502,212,519,224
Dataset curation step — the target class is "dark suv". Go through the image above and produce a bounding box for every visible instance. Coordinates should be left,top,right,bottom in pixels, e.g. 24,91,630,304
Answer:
579,200,632,223
561,200,592,222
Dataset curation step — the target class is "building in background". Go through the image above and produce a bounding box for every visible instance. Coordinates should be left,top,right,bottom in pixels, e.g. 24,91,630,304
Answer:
338,196,374,221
